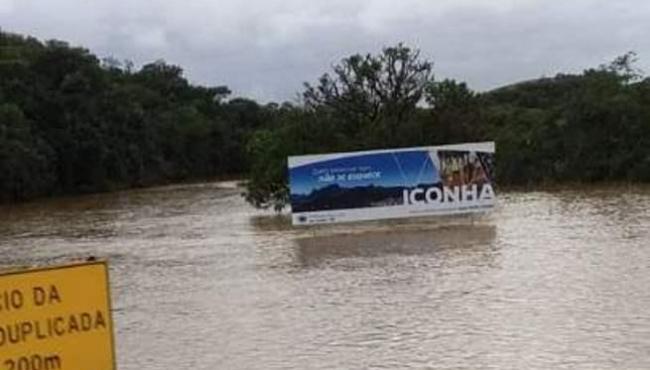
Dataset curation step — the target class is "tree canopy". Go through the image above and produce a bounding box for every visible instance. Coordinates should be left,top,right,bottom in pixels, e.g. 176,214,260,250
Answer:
1,30,649,207
0,30,266,202
245,48,650,210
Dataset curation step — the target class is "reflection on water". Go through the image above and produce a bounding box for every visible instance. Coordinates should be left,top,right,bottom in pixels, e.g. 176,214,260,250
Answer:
294,225,496,267
1,183,650,369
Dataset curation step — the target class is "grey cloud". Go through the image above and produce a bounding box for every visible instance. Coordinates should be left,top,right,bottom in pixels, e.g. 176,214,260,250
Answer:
1,0,649,102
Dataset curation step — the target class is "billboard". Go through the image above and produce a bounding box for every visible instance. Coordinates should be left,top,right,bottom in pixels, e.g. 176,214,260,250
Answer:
288,142,495,225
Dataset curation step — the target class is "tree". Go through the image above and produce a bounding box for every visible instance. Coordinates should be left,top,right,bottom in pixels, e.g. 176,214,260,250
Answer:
303,43,433,141
244,44,436,210
0,30,259,203
425,79,485,144
0,104,54,201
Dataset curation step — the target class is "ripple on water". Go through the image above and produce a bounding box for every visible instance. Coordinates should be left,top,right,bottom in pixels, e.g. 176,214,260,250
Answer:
1,182,650,369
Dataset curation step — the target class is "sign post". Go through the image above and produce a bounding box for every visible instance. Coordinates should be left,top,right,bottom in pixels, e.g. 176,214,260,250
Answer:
0,261,116,370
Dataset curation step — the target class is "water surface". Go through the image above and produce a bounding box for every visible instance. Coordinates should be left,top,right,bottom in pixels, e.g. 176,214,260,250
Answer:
1,182,649,369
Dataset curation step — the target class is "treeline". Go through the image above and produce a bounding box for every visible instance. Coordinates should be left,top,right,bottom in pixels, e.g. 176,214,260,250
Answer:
0,30,269,202
245,48,650,210
2,31,650,208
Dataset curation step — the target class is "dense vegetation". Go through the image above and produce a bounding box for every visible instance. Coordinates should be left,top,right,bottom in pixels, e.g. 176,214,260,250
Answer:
245,48,650,210
1,30,649,208
0,31,271,202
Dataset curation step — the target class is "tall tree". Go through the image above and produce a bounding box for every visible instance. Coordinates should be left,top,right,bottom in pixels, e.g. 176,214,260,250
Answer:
302,44,433,143
245,44,435,209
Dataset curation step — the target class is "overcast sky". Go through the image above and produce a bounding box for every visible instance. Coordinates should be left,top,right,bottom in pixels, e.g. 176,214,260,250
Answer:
1,0,649,102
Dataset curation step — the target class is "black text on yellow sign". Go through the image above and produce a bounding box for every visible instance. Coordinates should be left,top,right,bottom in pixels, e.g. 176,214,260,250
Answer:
0,262,115,370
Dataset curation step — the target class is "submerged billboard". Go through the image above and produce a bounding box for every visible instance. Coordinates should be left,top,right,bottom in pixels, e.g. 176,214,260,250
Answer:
288,142,495,225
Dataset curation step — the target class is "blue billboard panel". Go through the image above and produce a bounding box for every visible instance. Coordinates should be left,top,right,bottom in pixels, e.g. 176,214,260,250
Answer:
288,142,495,225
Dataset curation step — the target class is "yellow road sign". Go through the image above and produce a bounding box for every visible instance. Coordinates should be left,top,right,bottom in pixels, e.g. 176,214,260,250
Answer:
0,261,115,370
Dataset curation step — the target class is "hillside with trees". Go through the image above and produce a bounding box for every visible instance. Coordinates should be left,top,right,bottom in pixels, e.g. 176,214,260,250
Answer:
0,30,269,202
1,30,649,208
245,48,650,210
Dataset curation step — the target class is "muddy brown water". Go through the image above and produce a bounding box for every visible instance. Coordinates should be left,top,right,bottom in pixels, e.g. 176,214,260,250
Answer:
1,182,649,369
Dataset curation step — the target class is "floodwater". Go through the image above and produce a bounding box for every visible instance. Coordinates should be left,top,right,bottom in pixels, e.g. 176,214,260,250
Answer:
1,182,650,369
